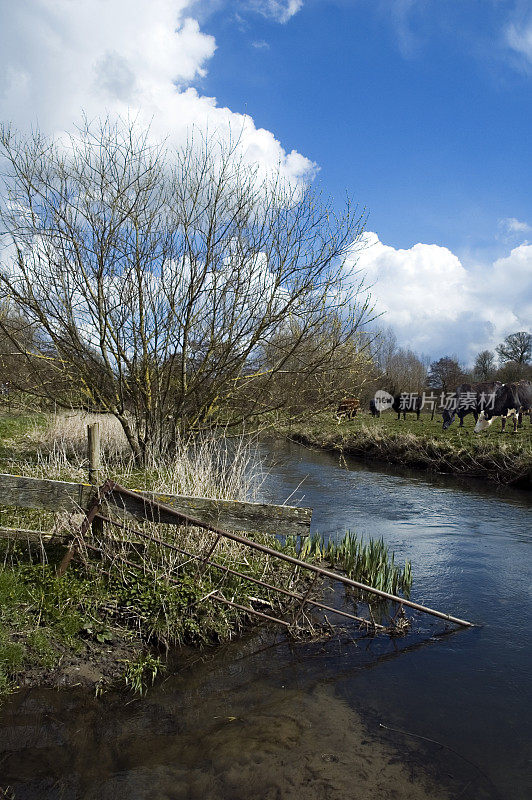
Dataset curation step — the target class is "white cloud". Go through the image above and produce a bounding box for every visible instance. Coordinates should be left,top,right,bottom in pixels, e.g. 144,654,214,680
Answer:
0,0,314,184
499,217,531,235
505,19,532,64
251,1,304,24
347,233,532,362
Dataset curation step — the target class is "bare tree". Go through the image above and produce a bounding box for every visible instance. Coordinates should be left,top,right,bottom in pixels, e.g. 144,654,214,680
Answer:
473,349,496,381
496,331,532,365
0,119,371,462
372,326,397,374
384,347,427,394
427,356,464,393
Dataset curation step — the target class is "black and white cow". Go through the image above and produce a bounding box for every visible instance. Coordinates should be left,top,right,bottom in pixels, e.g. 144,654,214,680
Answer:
442,381,502,431
474,381,532,433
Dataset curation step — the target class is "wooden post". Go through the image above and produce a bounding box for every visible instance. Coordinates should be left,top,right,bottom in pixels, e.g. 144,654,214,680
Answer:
87,423,103,536
88,423,100,485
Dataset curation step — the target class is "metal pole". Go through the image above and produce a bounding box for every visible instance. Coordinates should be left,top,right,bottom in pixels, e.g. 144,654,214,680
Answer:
87,423,101,486
87,423,103,537
95,513,384,629
107,482,473,628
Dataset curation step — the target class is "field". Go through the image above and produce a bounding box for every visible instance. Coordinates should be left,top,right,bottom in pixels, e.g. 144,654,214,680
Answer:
285,409,532,487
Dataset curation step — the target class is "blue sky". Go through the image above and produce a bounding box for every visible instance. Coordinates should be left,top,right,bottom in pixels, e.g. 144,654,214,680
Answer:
199,1,532,260
1,0,531,362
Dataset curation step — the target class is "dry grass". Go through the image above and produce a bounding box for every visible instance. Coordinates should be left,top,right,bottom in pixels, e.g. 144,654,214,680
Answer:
9,411,266,501
31,411,130,461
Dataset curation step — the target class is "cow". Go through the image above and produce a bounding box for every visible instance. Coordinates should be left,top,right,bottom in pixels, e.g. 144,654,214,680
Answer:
441,381,502,431
369,398,380,417
474,381,532,433
392,393,422,421
336,397,360,420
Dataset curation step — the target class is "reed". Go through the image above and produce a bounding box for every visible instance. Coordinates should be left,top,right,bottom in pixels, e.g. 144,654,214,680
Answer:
300,530,412,598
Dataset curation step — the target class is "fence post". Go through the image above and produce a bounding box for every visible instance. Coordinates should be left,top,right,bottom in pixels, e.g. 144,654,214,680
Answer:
87,423,103,536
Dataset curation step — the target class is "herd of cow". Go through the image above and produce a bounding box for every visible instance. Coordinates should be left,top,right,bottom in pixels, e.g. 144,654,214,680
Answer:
336,379,532,433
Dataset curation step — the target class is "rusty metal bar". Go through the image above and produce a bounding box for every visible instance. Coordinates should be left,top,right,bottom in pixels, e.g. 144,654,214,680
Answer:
209,594,291,627
106,482,473,628
94,513,383,629
56,480,114,576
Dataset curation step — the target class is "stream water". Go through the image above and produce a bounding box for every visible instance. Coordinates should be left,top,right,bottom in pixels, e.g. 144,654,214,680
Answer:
0,440,530,799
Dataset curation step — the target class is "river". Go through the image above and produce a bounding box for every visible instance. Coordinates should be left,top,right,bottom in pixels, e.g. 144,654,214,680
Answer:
0,440,530,799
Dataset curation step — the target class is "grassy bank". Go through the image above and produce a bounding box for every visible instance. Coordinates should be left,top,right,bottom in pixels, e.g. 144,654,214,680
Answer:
0,411,301,698
282,411,532,487
0,410,413,700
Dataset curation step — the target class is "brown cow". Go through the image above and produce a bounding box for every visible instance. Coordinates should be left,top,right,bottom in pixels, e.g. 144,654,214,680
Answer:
336,397,360,420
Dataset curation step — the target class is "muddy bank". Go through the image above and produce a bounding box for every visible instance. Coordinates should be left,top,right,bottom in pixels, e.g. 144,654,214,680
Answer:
12,633,146,694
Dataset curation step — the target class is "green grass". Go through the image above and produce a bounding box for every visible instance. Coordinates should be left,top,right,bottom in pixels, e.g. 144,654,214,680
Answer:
0,412,49,462
285,410,532,486
302,408,532,448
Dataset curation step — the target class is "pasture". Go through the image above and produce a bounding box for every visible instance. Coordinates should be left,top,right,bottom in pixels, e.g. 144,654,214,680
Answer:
287,408,532,487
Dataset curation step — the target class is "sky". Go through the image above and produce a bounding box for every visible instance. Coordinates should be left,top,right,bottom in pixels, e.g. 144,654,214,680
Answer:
1,0,531,364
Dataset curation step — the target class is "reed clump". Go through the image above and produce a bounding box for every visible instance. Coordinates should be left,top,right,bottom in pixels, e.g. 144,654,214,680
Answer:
300,531,412,598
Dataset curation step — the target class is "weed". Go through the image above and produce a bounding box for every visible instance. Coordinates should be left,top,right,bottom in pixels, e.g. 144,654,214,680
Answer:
301,531,412,598
122,653,164,695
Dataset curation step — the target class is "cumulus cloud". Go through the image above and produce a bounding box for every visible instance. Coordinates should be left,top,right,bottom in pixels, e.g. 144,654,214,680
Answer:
0,0,314,184
347,233,532,362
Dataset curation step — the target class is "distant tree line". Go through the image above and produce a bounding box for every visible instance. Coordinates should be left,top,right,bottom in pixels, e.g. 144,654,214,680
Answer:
363,328,532,404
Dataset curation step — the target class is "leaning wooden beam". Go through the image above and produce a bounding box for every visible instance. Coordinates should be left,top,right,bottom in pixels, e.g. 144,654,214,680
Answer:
0,473,312,537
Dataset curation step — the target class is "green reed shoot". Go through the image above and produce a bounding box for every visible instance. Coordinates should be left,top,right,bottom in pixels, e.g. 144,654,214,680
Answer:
300,531,412,598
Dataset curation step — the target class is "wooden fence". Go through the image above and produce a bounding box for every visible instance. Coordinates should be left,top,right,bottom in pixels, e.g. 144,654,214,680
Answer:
0,472,312,538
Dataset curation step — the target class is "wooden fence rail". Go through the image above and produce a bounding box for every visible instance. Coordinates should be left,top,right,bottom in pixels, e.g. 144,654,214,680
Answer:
0,472,312,537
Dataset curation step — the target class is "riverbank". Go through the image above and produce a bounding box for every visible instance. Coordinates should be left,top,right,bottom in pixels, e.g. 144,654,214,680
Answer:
0,410,413,700
0,411,305,698
281,411,532,487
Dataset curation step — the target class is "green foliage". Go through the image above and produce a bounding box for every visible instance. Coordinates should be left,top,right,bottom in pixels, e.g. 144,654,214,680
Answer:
300,531,412,598
122,653,164,695
105,566,217,645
